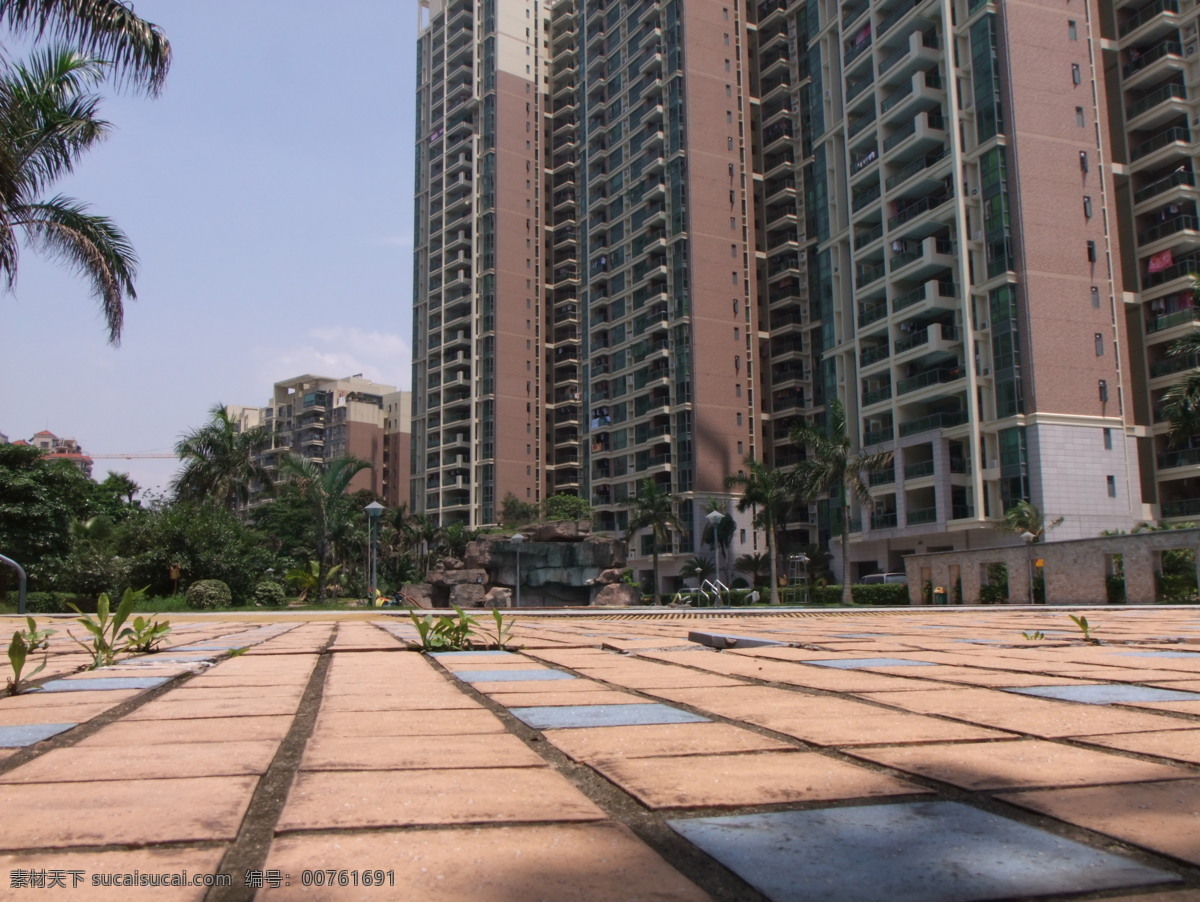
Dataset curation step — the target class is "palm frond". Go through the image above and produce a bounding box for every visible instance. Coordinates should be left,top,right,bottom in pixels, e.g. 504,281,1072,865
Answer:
0,0,171,94
14,194,135,343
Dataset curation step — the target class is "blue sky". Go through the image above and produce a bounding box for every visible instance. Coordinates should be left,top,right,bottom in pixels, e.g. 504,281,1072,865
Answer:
0,1,418,495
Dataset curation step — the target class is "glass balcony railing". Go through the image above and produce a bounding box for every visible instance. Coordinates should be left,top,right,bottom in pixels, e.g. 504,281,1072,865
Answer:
1119,0,1179,38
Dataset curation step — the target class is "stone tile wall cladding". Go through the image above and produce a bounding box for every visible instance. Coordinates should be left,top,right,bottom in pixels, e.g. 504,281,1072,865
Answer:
903,529,1200,605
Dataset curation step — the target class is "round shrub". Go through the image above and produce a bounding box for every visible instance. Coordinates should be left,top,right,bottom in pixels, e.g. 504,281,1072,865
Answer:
186,579,231,610
253,581,286,607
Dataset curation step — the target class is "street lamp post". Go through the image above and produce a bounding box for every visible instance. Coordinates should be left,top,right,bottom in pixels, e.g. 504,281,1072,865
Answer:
511,533,526,608
705,509,725,603
795,552,810,605
1020,530,1036,605
364,501,384,601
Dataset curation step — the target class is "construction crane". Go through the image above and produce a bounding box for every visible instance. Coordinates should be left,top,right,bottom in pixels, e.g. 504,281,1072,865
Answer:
90,452,177,460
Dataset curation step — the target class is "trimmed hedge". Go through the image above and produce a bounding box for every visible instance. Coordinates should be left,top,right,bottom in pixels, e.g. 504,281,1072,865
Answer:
22,591,96,614
804,584,911,606
186,579,232,610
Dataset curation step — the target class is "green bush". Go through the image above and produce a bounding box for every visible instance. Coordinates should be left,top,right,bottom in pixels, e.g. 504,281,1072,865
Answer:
543,493,592,521
253,581,286,607
186,579,231,610
24,591,93,614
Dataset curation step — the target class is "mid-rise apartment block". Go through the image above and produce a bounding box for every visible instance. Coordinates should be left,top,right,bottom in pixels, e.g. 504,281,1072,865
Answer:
231,375,411,509
413,0,1200,589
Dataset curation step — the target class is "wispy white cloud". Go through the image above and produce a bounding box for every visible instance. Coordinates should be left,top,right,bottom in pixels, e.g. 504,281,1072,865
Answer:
256,326,412,392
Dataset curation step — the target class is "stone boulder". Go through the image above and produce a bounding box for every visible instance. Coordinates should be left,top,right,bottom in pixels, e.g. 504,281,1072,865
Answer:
399,584,433,609
595,568,626,585
450,583,487,608
527,520,593,542
484,586,512,608
592,583,641,606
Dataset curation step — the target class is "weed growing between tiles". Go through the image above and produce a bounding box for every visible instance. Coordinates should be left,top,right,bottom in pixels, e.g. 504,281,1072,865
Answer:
407,608,517,652
67,588,173,670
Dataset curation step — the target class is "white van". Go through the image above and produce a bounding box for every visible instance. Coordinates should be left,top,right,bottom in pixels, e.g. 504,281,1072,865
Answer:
860,572,908,585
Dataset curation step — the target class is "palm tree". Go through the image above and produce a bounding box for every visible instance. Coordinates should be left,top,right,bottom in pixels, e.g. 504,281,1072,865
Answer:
681,555,714,586
791,401,894,604
621,477,683,605
734,552,772,588
0,48,140,344
403,513,442,581
0,0,171,94
998,500,1063,542
173,404,273,511
725,457,795,605
1161,328,1200,447
277,454,373,603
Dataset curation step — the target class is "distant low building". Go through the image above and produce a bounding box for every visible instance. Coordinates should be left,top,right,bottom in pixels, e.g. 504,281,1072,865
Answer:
22,430,93,478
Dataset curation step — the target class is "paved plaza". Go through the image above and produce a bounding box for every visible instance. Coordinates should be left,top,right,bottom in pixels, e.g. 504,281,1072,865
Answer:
1,607,1199,900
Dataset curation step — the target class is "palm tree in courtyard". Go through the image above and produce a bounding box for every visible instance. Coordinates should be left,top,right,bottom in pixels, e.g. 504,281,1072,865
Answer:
277,454,373,603
0,48,141,344
1161,327,1200,448
0,0,171,94
791,401,893,605
622,478,683,605
173,403,273,511
726,457,795,605
998,500,1063,542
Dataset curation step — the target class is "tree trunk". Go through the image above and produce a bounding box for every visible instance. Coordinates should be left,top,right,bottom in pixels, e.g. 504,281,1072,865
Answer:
767,523,780,605
840,502,853,605
651,546,659,606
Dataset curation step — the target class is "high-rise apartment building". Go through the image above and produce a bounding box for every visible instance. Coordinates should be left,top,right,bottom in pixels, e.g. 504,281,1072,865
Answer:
414,0,1198,589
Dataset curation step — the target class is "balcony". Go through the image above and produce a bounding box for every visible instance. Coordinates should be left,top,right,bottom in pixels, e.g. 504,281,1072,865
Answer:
883,110,946,158
1125,80,1187,130
889,236,955,281
871,511,899,530
859,297,889,328
906,506,937,525
1158,447,1200,470
899,408,968,437
860,340,891,367
1134,167,1197,208
862,383,893,406
1144,254,1200,291
1119,0,1180,40
888,186,953,229
897,363,964,396
1130,125,1192,168
1147,306,1200,333
878,29,939,79
885,145,949,192
895,319,958,355
1123,39,1185,88
856,260,886,289
904,459,935,479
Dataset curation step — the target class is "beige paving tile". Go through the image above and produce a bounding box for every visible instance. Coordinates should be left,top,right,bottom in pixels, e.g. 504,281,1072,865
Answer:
300,733,546,771
750,710,1014,746
1076,729,1200,765
315,692,479,711
0,846,228,901
850,739,1194,790
261,823,712,901
546,722,795,763
857,687,1194,737
0,704,113,726
0,776,258,848
122,696,301,720
0,740,279,783
277,767,606,830
76,715,294,746
999,779,1200,866
0,689,143,709
590,749,925,809
312,708,507,737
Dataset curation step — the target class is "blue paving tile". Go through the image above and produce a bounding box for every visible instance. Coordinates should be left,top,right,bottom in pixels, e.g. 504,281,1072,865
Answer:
1005,684,1200,704
0,723,78,748
668,801,1177,902
38,676,170,693
801,657,938,669
1118,651,1200,658
451,669,576,683
509,703,709,730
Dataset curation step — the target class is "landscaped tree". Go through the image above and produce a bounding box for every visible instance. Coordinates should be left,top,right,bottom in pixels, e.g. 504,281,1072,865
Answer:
725,457,795,605
276,454,372,603
621,478,683,605
173,404,273,511
791,401,894,604
0,48,145,343
734,552,772,589
998,500,1063,542
543,492,592,522
403,513,442,581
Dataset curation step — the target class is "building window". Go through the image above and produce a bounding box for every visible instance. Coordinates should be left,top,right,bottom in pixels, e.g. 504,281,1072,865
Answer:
1103,428,1113,450
1106,475,1116,498
1091,285,1100,308
1086,240,1097,262
737,441,743,454
1083,195,1092,218
1098,379,1109,402
1068,20,1077,40
1071,63,1081,85
1079,151,1088,172
1095,332,1104,355
1076,106,1085,127
736,412,743,425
